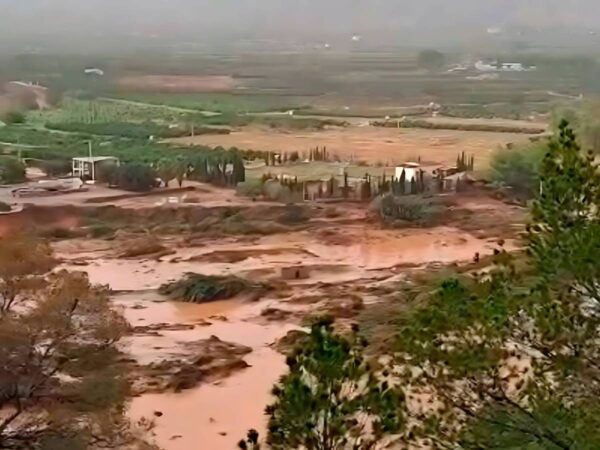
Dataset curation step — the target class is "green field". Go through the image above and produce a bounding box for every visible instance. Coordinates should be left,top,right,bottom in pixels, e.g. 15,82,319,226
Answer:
27,98,201,125
110,92,309,114
24,97,347,139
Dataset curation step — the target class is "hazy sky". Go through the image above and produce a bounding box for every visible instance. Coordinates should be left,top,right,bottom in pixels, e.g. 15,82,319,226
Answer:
1,0,599,48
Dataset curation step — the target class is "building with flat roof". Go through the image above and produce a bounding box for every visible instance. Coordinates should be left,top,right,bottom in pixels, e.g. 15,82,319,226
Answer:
72,156,119,180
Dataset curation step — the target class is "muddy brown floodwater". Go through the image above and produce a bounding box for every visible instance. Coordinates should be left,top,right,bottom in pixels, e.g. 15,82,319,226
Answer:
113,291,297,450
55,218,518,450
62,226,509,291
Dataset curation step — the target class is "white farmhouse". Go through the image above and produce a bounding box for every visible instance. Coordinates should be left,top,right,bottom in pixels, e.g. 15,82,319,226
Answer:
395,162,420,182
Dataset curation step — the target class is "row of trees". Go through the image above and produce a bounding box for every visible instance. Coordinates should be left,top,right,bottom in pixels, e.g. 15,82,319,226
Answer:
242,121,600,448
456,151,475,172
254,147,335,166
97,149,247,192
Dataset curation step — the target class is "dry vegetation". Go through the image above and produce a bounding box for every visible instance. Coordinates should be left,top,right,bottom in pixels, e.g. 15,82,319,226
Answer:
172,126,530,168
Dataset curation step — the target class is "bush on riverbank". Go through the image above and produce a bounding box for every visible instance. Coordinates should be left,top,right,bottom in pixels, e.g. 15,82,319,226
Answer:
159,273,253,303
490,143,546,196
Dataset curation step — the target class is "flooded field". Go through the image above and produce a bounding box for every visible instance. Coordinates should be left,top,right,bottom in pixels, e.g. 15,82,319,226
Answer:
117,292,293,450
60,226,510,290
50,193,523,450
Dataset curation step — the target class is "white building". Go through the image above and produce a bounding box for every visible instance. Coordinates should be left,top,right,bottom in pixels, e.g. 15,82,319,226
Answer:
84,68,105,76
500,63,525,72
395,162,420,182
475,60,498,72
475,60,536,72
72,156,119,180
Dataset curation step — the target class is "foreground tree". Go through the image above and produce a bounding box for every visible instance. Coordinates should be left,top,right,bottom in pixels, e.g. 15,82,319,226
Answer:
394,121,600,448
265,317,404,450
552,99,600,154
0,269,130,448
0,236,56,315
0,234,145,449
238,429,261,450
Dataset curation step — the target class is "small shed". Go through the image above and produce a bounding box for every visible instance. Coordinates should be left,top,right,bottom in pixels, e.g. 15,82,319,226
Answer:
433,165,460,178
72,156,119,180
281,266,311,280
443,172,474,192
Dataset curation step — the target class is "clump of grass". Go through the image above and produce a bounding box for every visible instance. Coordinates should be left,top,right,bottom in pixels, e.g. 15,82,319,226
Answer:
39,227,84,240
374,194,445,227
87,224,115,239
158,273,254,303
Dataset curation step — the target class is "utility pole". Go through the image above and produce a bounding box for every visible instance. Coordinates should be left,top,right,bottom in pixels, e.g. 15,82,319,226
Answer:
88,140,95,182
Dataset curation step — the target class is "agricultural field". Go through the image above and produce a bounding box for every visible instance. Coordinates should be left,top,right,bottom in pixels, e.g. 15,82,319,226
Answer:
3,49,589,121
26,97,201,125
171,125,531,169
0,125,208,164
110,92,309,114
23,97,347,138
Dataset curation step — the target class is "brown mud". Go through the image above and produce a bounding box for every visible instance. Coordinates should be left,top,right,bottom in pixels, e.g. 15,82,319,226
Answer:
24,189,526,450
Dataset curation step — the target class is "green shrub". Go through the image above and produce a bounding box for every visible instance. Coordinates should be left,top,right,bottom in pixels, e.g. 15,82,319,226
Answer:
96,161,120,184
236,179,264,198
114,163,156,192
0,157,26,184
158,273,252,303
87,224,114,238
4,111,26,124
376,194,444,226
490,143,547,196
36,160,72,177
40,227,83,240
0,202,11,212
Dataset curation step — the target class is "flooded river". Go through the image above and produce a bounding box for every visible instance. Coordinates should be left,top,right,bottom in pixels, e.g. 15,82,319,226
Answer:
115,292,295,450
56,224,510,450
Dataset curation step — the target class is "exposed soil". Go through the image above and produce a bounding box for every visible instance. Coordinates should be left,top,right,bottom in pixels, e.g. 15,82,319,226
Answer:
116,75,236,93
170,125,530,166
130,336,253,395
